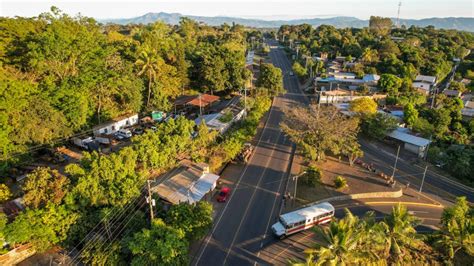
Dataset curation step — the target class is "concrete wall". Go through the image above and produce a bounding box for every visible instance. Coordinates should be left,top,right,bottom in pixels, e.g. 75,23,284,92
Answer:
404,143,423,157
301,188,403,208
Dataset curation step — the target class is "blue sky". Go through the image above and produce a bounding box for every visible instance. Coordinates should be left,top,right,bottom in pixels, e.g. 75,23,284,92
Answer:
1,0,473,20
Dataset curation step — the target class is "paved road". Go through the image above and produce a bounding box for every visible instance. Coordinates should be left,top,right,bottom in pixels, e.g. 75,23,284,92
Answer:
192,42,305,266
192,43,471,266
359,139,474,203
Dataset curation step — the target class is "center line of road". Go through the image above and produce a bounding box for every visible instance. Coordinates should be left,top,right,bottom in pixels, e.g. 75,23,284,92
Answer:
193,97,278,265
222,129,284,264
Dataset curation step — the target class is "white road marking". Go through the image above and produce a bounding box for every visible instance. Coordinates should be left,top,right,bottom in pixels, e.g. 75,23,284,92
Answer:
193,98,277,265
222,130,284,264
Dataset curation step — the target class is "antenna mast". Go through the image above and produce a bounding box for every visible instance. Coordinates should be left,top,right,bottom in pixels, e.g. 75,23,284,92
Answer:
397,1,402,28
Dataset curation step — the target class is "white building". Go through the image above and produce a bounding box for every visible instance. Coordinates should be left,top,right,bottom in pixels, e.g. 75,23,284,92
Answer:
93,113,138,136
330,72,357,79
153,162,219,205
387,127,431,158
412,75,437,95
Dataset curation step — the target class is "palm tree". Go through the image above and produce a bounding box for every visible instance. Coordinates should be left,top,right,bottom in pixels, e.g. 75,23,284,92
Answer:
381,204,424,263
135,47,160,109
304,210,364,265
435,197,474,260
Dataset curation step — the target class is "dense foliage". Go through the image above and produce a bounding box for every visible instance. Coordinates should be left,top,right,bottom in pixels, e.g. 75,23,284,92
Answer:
278,21,474,81
0,7,249,172
278,20,474,184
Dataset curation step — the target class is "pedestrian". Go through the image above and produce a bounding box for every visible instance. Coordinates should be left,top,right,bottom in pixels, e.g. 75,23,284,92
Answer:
406,182,410,189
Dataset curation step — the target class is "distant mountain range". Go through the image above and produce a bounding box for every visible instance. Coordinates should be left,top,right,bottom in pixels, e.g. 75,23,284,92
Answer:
100,12,474,32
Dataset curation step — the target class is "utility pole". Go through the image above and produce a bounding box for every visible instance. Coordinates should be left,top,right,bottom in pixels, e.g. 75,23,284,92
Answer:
419,165,428,193
146,180,155,221
198,93,202,117
396,1,402,28
391,145,401,178
244,86,247,116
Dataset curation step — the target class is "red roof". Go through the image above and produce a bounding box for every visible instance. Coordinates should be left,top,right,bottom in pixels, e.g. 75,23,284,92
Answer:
175,94,220,107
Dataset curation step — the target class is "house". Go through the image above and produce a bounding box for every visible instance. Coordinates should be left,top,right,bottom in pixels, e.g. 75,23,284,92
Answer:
194,97,246,134
331,72,357,80
387,127,431,158
412,75,437,95
92,113,138,136
174,93,220,113
461,99,474,118
390,36,405,42
153,162,220,205
362,74,381,85
316,74,380,86
246,50,254,68
443,89,462,98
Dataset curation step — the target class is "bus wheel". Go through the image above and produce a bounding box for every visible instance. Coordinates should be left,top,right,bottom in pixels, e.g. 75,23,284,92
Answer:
279,234,286,240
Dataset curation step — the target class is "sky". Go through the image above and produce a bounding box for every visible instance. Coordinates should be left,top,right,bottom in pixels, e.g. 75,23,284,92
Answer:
1,0,473,20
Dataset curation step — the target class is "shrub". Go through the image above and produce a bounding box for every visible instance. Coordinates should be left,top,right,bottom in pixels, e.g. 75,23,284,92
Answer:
0,184,12,203
334,175,347,189
302,166,322,187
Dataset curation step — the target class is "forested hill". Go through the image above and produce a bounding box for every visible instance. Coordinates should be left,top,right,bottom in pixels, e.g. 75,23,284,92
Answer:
100,12,474,32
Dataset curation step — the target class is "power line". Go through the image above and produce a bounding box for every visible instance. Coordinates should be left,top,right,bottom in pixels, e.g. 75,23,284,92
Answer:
85,202,147,265
67,185,147,263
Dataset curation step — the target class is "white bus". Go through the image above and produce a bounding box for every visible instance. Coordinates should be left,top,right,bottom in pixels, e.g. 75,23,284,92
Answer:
271,202,335,239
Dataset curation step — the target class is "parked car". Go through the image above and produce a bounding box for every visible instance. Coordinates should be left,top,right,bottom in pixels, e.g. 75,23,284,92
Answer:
289,71,294,76
132,127,144,135
216,187,231,202
115,129,132,140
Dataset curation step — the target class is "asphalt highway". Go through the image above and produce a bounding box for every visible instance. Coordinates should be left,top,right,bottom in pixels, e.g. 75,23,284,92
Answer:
191,42,472,266
191,43,305,266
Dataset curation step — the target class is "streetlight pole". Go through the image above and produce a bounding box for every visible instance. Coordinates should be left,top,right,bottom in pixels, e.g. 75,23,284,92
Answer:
292,171,306,206
419,165,428,193
391,145,401,178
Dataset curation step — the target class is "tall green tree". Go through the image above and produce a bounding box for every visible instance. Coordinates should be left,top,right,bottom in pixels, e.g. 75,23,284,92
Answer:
379,73,402,96
436,197,474,261
4,203,78,252
404,103,419,127
135,47,161,109
257,63,285,96
127,219,189,266
165,201,213,241
381,204,425,263
22,167,70,209
282,105,360,161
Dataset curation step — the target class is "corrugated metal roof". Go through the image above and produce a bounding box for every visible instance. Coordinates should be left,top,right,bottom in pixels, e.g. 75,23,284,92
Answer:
155,164,219,205
388,128,431,147
415,75,436,84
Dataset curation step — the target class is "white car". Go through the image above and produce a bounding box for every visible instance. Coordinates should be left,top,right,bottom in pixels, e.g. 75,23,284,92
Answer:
115,129,132,139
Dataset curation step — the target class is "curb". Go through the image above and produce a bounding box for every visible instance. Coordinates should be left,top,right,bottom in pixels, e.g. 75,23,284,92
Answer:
364,201,444,208
297,188,404,209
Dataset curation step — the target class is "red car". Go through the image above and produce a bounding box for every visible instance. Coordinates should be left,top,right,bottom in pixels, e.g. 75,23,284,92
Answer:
216,187,231,202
